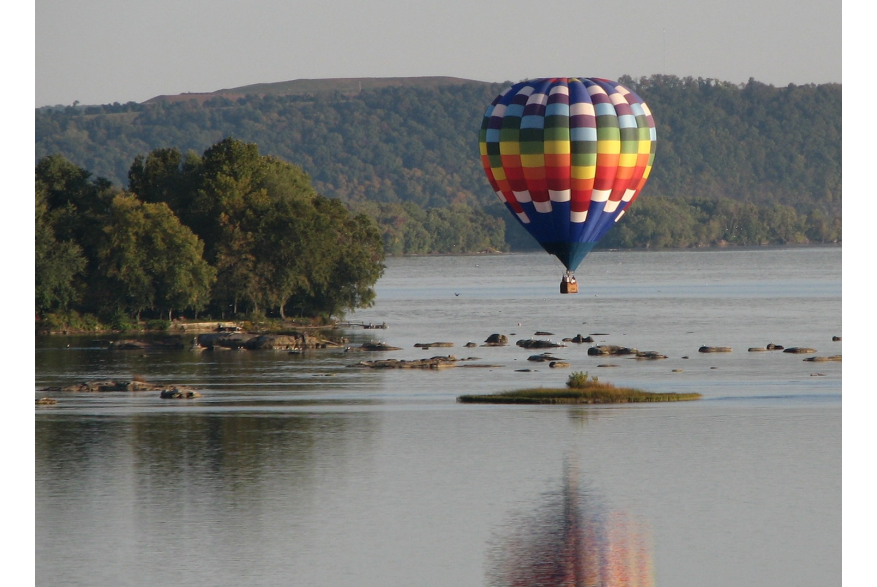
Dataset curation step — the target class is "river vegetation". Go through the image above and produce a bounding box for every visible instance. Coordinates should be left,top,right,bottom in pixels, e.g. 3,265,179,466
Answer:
457,371,702,404
36,75,841,252
36,138,385,329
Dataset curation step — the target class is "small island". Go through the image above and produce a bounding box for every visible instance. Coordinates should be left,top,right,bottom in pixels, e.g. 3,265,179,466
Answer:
458,371,702,405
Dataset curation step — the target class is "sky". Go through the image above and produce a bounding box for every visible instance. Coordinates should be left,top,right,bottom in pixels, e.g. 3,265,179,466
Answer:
35,0,841,107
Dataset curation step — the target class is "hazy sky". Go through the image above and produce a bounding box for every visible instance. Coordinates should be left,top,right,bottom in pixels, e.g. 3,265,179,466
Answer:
35,0,841,106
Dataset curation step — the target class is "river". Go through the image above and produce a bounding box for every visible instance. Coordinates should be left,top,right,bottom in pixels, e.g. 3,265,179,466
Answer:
35,246,841,586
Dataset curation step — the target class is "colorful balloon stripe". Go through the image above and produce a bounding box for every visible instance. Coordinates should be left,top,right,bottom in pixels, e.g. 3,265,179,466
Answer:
479,77,656,271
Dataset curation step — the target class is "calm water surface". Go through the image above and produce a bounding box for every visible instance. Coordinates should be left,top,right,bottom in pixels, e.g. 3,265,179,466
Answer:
35,247,841,586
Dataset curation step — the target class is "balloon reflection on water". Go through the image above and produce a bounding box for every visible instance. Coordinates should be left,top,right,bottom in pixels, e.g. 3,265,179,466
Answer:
487,459,654,587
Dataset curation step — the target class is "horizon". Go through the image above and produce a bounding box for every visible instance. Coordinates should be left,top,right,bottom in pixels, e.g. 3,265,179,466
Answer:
35,0,840,108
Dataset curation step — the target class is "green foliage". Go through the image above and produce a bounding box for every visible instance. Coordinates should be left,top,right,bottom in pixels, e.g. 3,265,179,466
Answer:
100,308,135,332
35,139,386,324
36,76,841,217
145,319,170,331
600,196,840,248
97,194,216,320
39,310,102,333
566,371,598,389
349,200,507,255
35,186,87,313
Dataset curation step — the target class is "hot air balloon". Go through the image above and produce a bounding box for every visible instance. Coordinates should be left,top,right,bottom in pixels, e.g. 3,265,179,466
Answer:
479,78,657,293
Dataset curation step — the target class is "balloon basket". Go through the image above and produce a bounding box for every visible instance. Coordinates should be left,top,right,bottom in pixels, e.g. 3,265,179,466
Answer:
560,280,579,294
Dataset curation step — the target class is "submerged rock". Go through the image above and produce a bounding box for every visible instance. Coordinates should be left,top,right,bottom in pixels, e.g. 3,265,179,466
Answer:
517,339,567,349
349,355,463,369
803,355,841,362
197,332,254,349
347,341,403,351
159,388,202,399
108,337,185,350
588,345,637,356
783,347,817,354
633,351,667,360
41,379,167,392
563,334,594,343
698,346,732,353
40,379,201,397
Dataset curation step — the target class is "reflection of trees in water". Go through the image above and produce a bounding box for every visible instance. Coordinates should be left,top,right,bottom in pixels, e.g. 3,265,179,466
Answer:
36,412,380,502
487,460,654,587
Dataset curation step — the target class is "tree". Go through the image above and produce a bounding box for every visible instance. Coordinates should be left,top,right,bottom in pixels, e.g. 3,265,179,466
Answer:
98,194,216,320
35,185,86,313
35,154,116,262
127,138,386,319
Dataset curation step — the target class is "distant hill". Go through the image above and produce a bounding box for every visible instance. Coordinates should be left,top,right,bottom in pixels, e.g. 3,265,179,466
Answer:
36,75,841,218
143,76,490,105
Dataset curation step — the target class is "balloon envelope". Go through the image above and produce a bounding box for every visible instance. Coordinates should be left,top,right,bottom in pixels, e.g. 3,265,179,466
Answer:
479,78,656,271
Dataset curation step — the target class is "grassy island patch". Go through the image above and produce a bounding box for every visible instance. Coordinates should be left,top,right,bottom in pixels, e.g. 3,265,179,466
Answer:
457,371,702,404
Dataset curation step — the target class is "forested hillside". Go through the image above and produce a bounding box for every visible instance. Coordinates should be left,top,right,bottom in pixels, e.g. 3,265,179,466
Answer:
36,75,841,250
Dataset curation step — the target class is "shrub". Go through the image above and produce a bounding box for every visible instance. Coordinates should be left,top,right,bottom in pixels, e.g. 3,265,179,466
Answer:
40,310,102,332
567,371,598,389
102,309,134,333
145,319,170,331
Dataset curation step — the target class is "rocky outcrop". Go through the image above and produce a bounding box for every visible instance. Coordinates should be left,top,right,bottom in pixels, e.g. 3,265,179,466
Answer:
244,333,341,350
196,332,255,349
108,337,185,350
349,355,480,369
346,341,403,351
528,353,563,362
563,334,594,343
483,334,508,346
159,388,202,399
41,380,162,392
832,336,842,341
534,331,554,336
588,345,637,356
783,347,817,354
549,361,570,368
751,343,787,351
195,332,342,350
244,334,300,350
633,351,668,360
803,355,841,362
35,397,57,405
698,346,732,353
414,342,454,348
517,339,567,349
40,379,200,396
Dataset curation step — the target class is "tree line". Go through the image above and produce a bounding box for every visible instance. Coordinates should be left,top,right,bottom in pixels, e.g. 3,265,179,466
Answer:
35,75,842,256
36,75,841,220
36,138,385,329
